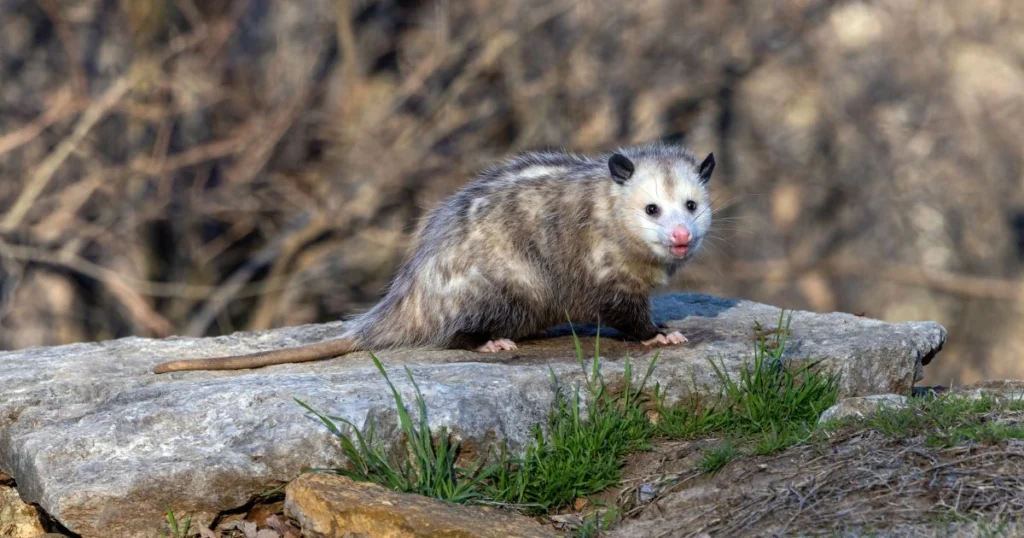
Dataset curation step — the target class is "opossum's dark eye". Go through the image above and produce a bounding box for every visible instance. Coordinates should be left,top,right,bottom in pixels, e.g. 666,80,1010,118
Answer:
686,200,698,212
645,204,661,217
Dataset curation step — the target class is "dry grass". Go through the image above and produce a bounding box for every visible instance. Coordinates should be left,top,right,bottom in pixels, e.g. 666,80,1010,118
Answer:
700,432,1024,536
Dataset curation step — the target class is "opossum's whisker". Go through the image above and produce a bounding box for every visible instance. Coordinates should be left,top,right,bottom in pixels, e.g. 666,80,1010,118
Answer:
709,195,747,215
701,237,734,251
708,223,755,233
712,228,753,238
708,228,752,237
695,201,717,219
710,215,755,223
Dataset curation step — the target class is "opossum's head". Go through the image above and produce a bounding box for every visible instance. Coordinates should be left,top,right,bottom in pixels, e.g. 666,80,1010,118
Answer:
609,148,715,263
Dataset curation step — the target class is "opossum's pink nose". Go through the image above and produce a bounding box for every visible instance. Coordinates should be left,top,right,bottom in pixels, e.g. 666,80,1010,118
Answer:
670,225,691,246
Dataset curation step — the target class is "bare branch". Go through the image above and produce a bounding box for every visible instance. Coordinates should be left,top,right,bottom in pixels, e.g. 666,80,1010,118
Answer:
0,77,133,233
0,238,174,336
0,88,83,157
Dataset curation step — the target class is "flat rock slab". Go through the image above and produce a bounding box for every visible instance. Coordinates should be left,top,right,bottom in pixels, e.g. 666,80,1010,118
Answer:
285,473,559,537
0,294,945,537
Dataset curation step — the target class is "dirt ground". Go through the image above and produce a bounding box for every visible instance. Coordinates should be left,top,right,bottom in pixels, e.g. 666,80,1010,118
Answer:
591,420,1024,537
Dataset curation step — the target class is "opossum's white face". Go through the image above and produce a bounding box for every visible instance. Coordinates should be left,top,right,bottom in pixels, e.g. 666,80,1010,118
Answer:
610,152,715,263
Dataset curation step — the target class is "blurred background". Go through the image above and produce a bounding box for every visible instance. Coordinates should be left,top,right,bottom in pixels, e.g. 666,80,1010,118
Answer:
0,0,1021,385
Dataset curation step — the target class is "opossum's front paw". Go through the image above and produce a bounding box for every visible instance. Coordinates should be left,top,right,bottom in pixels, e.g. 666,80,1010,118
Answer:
476,338,519,352
642,331,689,347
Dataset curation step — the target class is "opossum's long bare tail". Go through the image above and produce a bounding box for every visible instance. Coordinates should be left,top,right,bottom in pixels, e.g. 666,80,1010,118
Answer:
152,337,363,374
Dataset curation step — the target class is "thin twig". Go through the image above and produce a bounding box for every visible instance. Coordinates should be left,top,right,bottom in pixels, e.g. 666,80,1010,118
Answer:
0,87,78,156
183,213,313,337
244,212,331,331
0,238,174,336
0,77,133,233
36,0,87,95
130,136,245,176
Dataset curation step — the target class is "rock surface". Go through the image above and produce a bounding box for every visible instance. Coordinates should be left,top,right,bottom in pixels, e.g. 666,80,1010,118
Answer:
817,394,912,425
285,473,559,537
0,294,945,537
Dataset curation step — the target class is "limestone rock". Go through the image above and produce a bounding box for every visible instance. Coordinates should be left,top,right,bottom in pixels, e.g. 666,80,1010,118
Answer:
817,394,911,425
285,473,559,538
0,294,945,537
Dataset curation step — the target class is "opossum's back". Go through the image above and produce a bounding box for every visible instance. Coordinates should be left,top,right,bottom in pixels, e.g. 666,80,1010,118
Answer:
424,164,611,257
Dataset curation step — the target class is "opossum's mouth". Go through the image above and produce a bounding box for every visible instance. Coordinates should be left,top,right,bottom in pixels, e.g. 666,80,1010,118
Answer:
669,243,690,257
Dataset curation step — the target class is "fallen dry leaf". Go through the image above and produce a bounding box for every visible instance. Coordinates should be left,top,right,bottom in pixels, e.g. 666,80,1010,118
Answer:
221,520,258,538
265,514,301,538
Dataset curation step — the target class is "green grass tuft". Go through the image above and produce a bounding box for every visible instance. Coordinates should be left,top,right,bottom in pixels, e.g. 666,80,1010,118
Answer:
697,440,736,474
863,393,1024,448
1005,395,1024,412
481,326,658,513
711,313,839,438
574,504,622,538
164,508,192,538
294,354,486,504
653,391,732,439
655,311,840,466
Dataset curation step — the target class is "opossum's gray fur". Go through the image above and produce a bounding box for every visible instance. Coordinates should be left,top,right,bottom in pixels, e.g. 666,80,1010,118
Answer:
153,142,715,373
350,142,715,350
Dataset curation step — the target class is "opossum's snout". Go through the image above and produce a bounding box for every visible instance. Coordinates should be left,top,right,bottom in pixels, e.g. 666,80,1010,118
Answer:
668,225,691,257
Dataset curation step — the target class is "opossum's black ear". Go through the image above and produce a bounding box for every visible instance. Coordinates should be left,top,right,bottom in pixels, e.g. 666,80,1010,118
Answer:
608,153,635,184
698,153,715,184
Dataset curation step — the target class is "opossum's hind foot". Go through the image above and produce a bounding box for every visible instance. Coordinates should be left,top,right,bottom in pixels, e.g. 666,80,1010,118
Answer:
476,338,519,353
642,331,688,347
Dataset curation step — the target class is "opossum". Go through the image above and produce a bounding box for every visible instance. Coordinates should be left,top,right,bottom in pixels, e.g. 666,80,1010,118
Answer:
153,143,715,373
